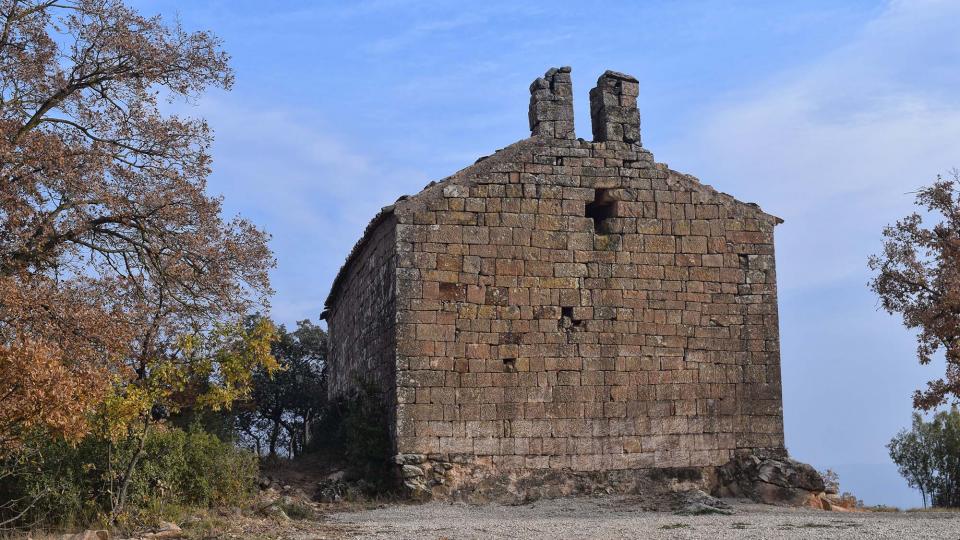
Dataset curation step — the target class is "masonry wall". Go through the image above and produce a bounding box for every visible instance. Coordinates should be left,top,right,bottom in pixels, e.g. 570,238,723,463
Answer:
326,68,786,500
325,212,398,417
390,134,784,497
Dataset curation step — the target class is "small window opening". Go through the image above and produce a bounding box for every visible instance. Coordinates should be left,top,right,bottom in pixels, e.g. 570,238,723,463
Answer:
738,254,749,269
560,306,583,330
585,188,615,234
554,156,564,166
502,358,517,373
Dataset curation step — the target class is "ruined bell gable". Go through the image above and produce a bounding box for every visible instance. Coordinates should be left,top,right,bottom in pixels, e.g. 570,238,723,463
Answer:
322,67,785,500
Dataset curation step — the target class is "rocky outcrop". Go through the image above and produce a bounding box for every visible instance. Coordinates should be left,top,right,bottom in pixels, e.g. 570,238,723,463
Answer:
718,453,831,509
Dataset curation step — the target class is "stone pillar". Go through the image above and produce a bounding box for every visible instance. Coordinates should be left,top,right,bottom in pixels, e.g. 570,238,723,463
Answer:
528,66,574,140
589,70,640,144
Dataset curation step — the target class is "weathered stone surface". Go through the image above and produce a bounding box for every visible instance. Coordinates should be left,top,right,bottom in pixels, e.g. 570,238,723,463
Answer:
590,70,641,144
401,464,424,478
324,67,786,501
529,67,574,140
673,489,734,515
718,453,825,506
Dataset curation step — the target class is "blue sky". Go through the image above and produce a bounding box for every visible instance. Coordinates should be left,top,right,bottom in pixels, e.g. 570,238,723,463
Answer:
137,0,960,507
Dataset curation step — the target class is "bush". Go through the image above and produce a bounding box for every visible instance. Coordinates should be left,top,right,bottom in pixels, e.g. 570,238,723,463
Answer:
134,425,257,509
819,469,840,494
0,424,257,530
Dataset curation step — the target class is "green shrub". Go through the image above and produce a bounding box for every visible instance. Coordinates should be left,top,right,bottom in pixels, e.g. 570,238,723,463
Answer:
128,424,257,510
0,424,257,530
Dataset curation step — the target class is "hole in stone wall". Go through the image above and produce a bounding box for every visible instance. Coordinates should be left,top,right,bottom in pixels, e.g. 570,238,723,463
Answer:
554,156,564,166
738,254,749,269
585,188,615,234
502,358,517,373
560,306,583,331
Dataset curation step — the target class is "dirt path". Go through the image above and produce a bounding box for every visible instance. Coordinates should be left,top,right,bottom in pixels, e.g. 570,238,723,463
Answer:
322,496,960,540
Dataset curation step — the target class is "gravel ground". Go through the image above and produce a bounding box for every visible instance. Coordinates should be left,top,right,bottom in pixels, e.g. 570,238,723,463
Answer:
328,496,960,540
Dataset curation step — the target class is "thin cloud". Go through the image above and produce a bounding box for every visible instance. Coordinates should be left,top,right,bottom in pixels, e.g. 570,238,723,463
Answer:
196,98,427,324
664,0,960,290
655,0,960,506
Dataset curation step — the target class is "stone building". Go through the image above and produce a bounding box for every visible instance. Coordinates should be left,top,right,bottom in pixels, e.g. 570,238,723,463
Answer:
322,67,786,500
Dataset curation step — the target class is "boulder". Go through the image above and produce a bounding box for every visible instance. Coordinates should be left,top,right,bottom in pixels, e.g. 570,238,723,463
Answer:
402,475,431,500
755,457,824,492
718,453,826,506
673,489,734,516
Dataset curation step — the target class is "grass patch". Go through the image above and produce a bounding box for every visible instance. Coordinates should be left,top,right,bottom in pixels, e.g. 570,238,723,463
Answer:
865,505,900,512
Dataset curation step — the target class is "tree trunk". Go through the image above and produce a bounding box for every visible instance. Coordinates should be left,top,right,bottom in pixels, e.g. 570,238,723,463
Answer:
112,415,150,521
268,420,280,457
303,411,312,450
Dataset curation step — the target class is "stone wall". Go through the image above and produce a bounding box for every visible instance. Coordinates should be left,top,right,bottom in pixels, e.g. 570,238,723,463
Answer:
389,69,783,498
324,210,398,414
326,68,785,500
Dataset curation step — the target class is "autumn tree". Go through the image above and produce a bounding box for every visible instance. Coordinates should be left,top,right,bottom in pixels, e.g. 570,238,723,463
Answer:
870,170,960,410
0,0,274,460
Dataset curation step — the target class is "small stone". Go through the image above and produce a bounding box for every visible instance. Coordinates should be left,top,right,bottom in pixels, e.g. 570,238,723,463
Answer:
393,453,427,465
401,464,424,479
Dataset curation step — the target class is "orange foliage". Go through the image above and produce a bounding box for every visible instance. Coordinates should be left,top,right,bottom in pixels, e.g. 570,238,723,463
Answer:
0,1,273,453
0,275,131,452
